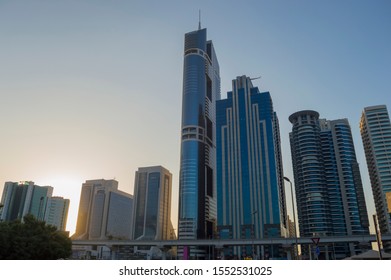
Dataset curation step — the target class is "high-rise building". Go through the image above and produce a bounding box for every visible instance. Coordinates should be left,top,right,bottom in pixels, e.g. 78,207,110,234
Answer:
132,166,173,240
289,111,369,259
216,76,287,259
1,181,53,222
44,196,70,231
360,105,391,252
73,179,133,240
178,25,220,256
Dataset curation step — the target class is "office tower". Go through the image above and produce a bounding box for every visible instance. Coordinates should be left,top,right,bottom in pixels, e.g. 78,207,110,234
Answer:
178,25,220,256
289,111,370,259
44,196,70,231
132,166,173,240
360,105,391,252
1,181,53,222
216,76,287,259
73,179,133,240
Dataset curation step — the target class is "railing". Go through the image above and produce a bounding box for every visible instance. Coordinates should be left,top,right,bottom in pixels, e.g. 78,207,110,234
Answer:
72,234,391,248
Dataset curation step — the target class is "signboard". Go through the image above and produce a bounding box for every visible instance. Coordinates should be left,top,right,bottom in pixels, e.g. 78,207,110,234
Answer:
311,237,320,245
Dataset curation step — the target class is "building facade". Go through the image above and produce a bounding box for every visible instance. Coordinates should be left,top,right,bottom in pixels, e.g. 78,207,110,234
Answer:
216,76,287,259
132,166,173,240
360,105,391,252
289,111,369,259
73,179,133,240
1,181,53,222
44,196,70,231
178,26,220,257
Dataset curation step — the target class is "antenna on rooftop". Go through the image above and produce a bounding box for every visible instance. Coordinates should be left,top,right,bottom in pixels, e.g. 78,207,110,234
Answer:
198,10,201,30
250,76,262,80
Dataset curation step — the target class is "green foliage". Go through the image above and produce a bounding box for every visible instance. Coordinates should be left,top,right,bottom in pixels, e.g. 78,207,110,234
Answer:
0,214,72,260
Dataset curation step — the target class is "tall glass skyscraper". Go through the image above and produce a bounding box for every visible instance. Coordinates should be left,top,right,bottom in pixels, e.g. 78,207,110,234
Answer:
360,105,391,252
289,111,369,259
178,25,220,255
132,166,173,241
216,76,287,259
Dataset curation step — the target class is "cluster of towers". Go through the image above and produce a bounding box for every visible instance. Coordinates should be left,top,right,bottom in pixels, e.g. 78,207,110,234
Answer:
1,25,390,260
71,166,175,242
0,181,69,231
177,26,391,259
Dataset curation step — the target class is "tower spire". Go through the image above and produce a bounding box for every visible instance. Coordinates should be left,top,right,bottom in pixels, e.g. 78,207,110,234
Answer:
198,10,201,30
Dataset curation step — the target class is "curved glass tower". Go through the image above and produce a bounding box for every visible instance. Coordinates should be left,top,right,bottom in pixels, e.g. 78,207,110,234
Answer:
289,111,369,259
289,111,332,238
178,26,220,256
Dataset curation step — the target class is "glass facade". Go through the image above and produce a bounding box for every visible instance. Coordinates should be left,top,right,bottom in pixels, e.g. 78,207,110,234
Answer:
290,111,332,239
106,192,133,239
132,166,172,241
289,112,369,259
0,181,53,222
144,172,159,238
178,27,220,249
89,190,105,239
360,105,391,252
216,76,286,259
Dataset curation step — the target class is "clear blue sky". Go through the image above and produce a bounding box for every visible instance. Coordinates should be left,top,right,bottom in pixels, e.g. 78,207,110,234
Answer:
0,0,390,234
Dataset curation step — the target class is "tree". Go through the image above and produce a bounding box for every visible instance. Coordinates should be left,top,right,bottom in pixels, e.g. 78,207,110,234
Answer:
0,214,72,259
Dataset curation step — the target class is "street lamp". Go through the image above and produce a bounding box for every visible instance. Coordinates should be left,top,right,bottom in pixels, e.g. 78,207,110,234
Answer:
373,214,383,260
284,176,298,260
252,210,258,259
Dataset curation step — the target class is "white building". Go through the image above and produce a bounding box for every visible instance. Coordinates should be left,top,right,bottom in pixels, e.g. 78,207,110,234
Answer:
360,105,391,252
44,196,70,231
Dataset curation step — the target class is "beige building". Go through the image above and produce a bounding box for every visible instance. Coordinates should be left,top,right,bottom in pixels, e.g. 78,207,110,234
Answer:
73,179,133,240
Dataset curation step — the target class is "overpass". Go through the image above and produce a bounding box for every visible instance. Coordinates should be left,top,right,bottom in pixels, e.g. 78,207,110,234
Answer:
72,234,391,248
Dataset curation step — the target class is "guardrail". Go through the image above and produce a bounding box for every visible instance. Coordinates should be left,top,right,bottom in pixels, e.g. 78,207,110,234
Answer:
72,234,391,248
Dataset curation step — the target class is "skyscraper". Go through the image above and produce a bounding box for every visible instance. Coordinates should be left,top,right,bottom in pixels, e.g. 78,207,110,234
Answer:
216,76,287,259
178,25,220,255
1,181,53,222
73,179,133,240
289,111,369,259
360,105,391,252
132,166,173,240
43,196,70,231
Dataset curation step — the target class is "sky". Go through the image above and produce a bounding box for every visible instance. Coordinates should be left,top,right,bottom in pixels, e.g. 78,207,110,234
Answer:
0,0,390,235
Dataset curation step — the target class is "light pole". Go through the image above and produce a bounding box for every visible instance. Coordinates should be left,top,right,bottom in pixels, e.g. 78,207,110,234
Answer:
373,214,383,260
284,176,298,260
252,210,258,259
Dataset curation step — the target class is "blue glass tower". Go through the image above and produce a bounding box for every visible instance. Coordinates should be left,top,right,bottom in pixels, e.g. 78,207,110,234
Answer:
178,26,220,253
289,112,369,259
216,76,287,259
